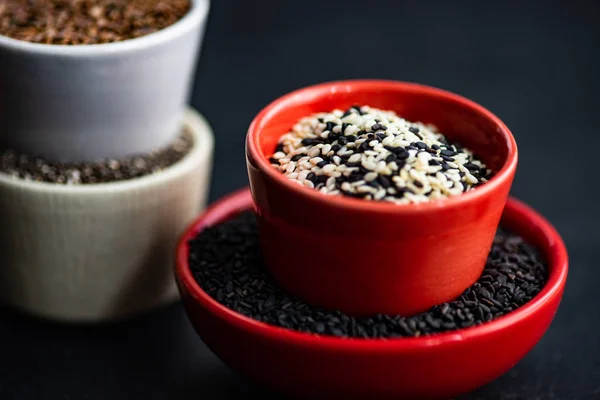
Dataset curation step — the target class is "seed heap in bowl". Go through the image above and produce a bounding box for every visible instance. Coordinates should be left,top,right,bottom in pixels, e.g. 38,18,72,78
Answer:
269,105,493,204
189,212,547,339
0,129,193,184
0,0,191,45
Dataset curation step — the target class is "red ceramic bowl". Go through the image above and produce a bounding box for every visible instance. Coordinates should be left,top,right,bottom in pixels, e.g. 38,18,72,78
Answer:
175,187,567,400
245,80,518,317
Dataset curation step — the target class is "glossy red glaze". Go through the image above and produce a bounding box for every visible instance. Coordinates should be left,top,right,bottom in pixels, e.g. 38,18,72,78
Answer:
245,80,518,316
175,187,568,400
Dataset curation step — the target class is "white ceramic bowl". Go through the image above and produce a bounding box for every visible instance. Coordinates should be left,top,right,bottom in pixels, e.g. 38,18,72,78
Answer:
0,107,214,323
0,0,210,162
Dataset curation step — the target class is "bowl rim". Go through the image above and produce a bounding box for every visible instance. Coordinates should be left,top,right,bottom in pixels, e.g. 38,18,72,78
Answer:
0,0,209,56
246,79,518,215
175,187,568,353
0,107,214,195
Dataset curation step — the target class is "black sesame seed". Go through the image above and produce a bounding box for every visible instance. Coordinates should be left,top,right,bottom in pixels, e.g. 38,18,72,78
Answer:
275,144,284,153
291,154,303,162
441,149,457,157
371,123,383,131
346,135,357,143
349,172,364,182
358,142,370,153
464,162,480,171
441,155,455,162
325,122,336,132
316,161,328,168
302,138,323,146
415,142,428,150
331,144,342,152
337,136,348,145
378,175,391,189
385,154,397,163
327,132,339,142
269,157,278,164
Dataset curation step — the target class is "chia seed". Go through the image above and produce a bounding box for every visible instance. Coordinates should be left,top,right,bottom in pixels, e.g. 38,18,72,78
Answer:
189,212,547,339
269,105,494,205
0,129,193,184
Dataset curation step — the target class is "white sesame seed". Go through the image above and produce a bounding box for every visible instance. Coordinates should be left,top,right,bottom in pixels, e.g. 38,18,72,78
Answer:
309,157,323,165
348,153,362,163
344,125,358,136
307,147,320,158
322,144,332,155
298,170,309,182
364,172,378,182
322,164,336,174
375,160,387,173
382,135,394,146
356,185,376,194
374,188,387,200
361,159,377,170
465,173,479,185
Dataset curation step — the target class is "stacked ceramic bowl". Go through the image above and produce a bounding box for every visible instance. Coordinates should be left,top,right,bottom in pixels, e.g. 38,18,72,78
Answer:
175,80,569,399
0,0,213,322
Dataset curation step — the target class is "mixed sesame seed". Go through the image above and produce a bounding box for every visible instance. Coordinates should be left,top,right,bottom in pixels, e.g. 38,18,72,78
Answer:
269,105,493,204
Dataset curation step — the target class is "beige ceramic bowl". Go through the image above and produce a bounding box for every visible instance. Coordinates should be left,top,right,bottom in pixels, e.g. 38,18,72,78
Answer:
0,107,214,323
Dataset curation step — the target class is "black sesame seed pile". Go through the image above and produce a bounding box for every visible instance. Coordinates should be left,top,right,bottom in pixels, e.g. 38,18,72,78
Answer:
0,129,193,184
269,105,493,204
189,212,547,339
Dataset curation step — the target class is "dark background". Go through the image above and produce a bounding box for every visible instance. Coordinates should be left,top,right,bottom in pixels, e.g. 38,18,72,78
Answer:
1,0,599,399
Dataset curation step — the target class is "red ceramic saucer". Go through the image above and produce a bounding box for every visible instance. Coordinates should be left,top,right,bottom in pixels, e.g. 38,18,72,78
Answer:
175,187,567,400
